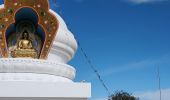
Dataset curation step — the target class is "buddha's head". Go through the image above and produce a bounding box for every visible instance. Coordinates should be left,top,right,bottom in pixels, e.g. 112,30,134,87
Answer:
22,31,29,39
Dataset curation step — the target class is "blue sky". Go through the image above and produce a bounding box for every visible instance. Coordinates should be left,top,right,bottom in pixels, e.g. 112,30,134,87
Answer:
1,0,170,100
49,0,170,100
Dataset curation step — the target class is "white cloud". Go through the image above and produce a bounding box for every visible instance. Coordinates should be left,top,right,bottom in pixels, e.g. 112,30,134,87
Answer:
135,88,170,100
87,54,170,80
93,98,107,100
72,0,169,4
99,54,170,78
123,0,169,4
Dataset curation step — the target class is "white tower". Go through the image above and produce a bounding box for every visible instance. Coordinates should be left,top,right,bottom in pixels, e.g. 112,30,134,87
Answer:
0,0,91,100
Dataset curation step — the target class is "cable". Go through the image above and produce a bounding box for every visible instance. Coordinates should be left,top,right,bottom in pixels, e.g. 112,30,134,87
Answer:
157,66,162,100
53,0,112,96
77,40,112,96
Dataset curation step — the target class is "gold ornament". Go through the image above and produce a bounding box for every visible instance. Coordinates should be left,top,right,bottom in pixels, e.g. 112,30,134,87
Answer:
11,31,37,58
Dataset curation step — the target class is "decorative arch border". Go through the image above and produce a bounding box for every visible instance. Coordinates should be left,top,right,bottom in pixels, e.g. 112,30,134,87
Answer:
0,0,59,59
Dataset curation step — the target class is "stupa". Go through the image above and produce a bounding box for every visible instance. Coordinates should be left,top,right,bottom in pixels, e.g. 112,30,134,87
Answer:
0,0,91,100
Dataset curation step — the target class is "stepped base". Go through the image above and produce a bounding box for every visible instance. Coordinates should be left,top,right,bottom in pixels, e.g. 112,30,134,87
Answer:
0,58,76,81
0,81,91,100
0,98,87,100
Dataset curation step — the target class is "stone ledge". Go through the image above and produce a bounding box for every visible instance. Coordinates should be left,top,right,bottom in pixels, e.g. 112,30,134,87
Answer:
0,81,91,98
0,58,76,80
0,98,87,100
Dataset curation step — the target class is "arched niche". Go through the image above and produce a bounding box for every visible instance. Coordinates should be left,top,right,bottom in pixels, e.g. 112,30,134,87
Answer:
6,8,45,58
0,0,59,59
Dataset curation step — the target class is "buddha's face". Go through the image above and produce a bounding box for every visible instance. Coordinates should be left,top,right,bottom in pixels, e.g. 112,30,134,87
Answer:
23,32,29,39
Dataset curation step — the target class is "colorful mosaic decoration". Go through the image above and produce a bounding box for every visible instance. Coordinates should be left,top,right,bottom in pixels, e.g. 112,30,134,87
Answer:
0,0,59,59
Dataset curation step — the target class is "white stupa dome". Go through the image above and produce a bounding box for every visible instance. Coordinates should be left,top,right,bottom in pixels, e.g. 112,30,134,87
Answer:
48,10,78,63
0,1,91,100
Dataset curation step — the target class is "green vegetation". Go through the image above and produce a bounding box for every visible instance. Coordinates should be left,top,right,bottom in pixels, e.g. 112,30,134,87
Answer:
108,91,139,100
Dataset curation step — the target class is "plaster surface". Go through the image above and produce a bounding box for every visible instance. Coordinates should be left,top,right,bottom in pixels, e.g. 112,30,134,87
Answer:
0,81,91,100
0,98,87,100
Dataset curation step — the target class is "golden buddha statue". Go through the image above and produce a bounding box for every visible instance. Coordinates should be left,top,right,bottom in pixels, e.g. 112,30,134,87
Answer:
11,31,37,58
17,32,34,50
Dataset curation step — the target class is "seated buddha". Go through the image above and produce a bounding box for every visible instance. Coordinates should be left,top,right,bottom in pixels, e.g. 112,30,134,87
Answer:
11,31,37,58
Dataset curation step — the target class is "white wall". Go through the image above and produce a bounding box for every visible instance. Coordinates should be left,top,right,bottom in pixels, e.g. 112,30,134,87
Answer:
0,98,87,100
0,81,91,100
